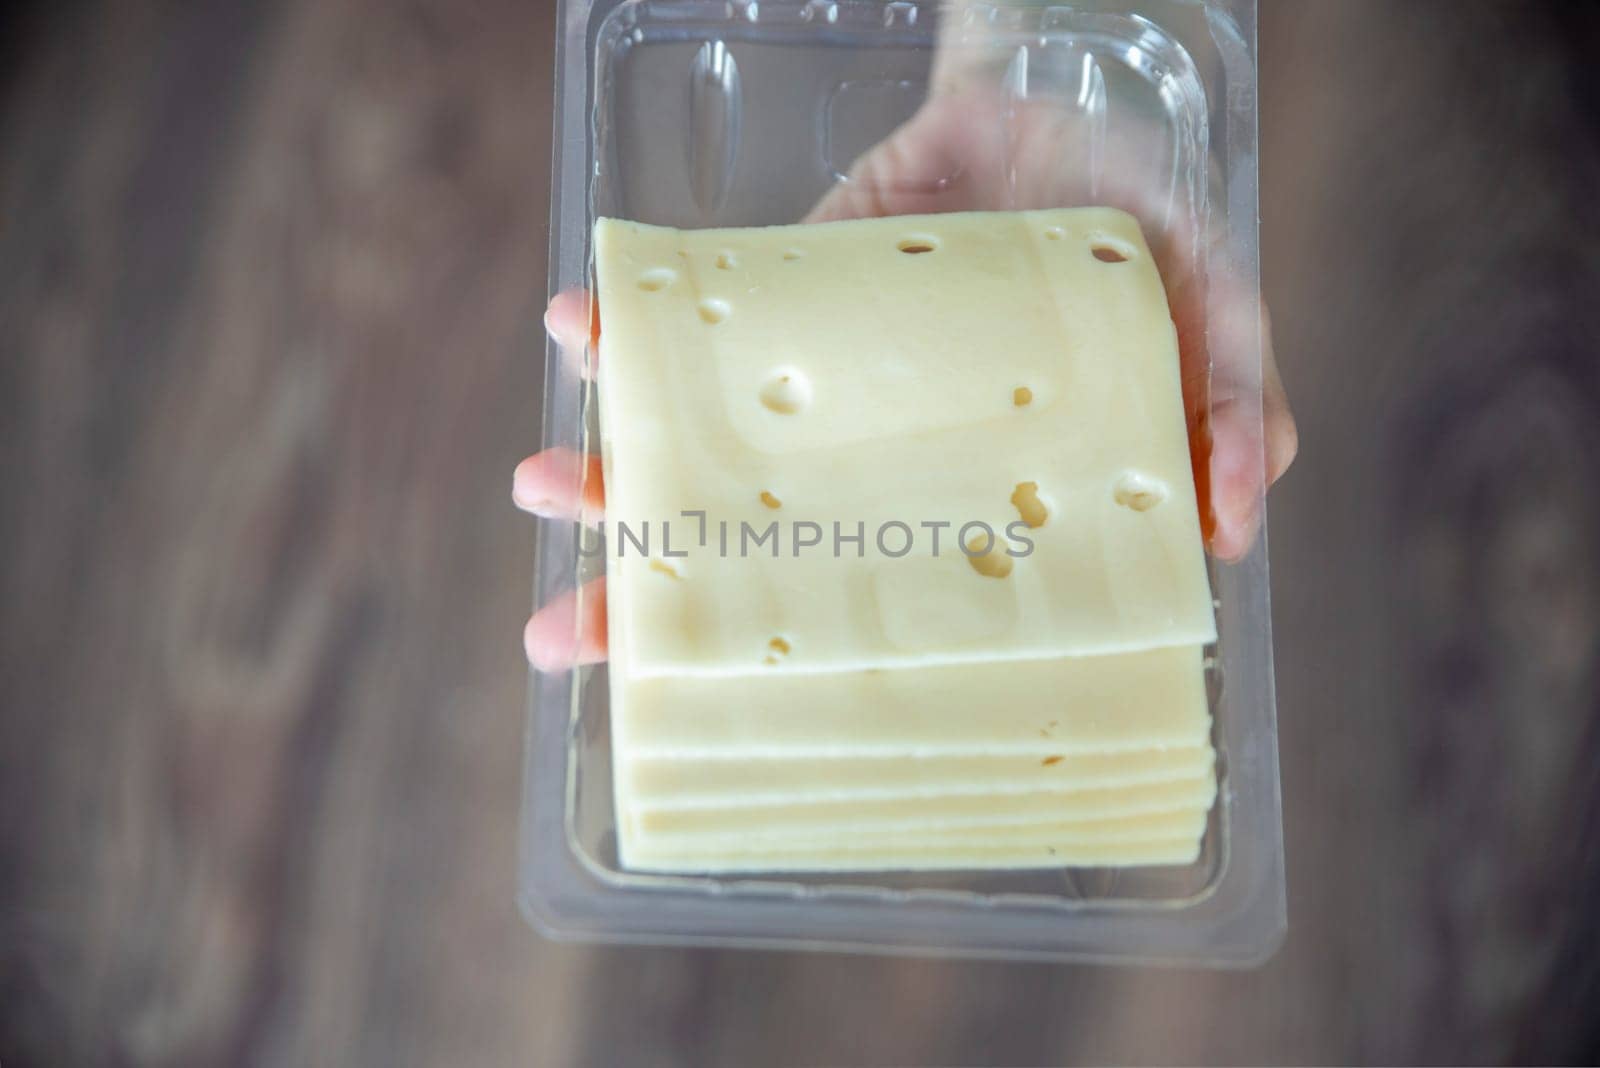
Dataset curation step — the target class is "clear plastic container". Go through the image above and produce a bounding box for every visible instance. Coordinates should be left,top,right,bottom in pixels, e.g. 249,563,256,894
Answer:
523,0,1284,965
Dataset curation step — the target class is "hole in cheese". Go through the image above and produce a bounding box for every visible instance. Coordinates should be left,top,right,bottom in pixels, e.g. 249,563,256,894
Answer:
1113,472,1168,511
698,298,732,324
1013,386,1033,407
1043,227,1065,241
897,235,939,254
637,268,676,291
759,490,782,509
782,248,804,261
768,636,790,655
964,534,1014,579
715,251,738,270
648,559,681,579
1091,240,1132,263
759,369,811,414
1042,755,1065,766
1011,481,1049,528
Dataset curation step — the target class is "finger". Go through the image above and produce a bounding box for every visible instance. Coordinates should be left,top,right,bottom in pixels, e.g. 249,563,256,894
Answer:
513,448,605,520
546,288,600,379
1176,256,1297,558
1260,303,1299,485
546,288,597,349
1206,294,1297,559
1205,396,1265,562
525,579,608,672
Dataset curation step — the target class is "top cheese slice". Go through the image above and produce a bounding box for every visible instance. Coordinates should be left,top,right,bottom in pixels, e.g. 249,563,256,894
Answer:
595,208,1215,677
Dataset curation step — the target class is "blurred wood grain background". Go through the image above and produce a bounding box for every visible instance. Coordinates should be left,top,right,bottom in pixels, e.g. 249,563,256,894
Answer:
3,0,1599,1064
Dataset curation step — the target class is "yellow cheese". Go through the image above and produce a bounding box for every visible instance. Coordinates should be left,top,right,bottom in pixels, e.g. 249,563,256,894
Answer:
629,773,1216,837
595,208,1213,677
596,207,1219,874
625,746,1214,808
615,644,1211,758
607,628,1215,871
626,838,1202,873
623,813,1207,873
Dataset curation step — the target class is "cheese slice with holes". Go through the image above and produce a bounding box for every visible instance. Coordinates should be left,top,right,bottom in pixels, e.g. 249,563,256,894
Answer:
595,208,1214,676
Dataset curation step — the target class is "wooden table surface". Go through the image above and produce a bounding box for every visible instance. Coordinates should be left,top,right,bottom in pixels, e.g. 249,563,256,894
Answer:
3,0,1598,1063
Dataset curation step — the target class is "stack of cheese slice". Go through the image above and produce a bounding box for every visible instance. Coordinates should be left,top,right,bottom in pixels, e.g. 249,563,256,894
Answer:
594,207,1217,873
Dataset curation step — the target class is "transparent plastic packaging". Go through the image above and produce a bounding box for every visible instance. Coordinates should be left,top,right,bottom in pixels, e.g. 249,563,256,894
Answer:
524,0,1284,964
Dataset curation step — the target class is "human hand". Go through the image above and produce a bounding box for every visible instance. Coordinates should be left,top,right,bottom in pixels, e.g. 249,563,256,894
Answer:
517,89,1296,671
